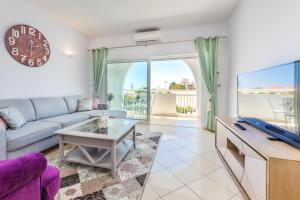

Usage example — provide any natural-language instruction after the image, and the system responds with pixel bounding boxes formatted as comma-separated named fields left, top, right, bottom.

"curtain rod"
left=87, top=36, right=226, bottom=51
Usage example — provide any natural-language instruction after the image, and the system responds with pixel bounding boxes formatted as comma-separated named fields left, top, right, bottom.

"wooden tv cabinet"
left=215, top=117, right=300, bottom=200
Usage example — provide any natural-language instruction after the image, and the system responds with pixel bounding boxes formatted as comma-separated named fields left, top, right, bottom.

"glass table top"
left=57, top=118, right=137, bottom=140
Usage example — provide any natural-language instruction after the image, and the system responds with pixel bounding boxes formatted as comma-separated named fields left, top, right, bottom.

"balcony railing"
left=175, top=94, right=197, bottom=115
left=121, top=90, right=197, bottom=119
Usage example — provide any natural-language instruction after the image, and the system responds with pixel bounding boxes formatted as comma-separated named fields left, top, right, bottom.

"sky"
left=238, top=62, right=295, bottom=89
left=124, top=59, right=195, bottom=89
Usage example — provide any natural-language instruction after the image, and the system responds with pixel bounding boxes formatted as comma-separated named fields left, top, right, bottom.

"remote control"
left=267, top=136, right=281, bottom=141
left=234, top=122, right=246, bottom=130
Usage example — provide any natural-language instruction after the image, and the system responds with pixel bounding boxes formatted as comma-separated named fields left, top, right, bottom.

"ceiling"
left=27, top=0, right=239, bottom=38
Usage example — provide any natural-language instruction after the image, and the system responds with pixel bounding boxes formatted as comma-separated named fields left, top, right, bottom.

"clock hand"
left=30, top=44, right=33, bottom=56
left=29, top=40, right=39, bottom=56
left=29, top=40, right=34, bottom=56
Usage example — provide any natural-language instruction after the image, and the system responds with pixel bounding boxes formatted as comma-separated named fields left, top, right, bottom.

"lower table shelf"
left=63, top=139, right=134, bottom=169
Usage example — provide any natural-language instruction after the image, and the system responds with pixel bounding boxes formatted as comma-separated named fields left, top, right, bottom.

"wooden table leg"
left=111, top=141, right=117, bottom=178
left=133, top=126, right=136, bottom=149
left=59, top=135, right=64, bottom=164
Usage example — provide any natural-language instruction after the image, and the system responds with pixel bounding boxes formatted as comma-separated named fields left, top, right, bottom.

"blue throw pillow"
left=0, top=106, right=27, bottom=129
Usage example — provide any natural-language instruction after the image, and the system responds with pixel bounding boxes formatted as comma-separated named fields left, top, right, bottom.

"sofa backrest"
left=63, top=95, right=83, bottom=113
left=30, top=97, right=69, bottom=120
left=0, top=99, right=36, bottom=122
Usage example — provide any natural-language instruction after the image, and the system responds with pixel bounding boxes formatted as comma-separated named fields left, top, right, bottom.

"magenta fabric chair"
left=0, top=153, right=60, bottom=200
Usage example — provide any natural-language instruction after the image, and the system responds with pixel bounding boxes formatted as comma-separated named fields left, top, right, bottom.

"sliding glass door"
left=107, top=61, right=148, bottom=120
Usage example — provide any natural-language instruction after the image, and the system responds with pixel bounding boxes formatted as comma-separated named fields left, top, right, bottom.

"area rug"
left=44, top=132, right=161, bottom=200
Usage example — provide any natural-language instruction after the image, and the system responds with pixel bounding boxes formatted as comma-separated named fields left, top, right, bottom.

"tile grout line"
left=205, top=167, right=241, bottom=195
left=161, top=184, right=204, bottom=200
left=144, top=125, right=231, bottom=200
left=151, top=158, right=211, bottom=199
left=147, top=123, right=202, bottom=130
left=156, top=154, right=234, bottom=198
left=149, top=153, right=201, bottom=199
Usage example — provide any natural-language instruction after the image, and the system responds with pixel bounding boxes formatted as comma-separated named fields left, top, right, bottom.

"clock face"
left=5, top=24, right=50, bottom=67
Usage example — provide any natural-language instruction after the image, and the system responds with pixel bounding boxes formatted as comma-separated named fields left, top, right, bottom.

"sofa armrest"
left=0, top=153, right=47, bottom=199
left=0, top=127, right=6, bottom=160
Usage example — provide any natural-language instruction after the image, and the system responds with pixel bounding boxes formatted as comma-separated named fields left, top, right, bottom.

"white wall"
left=89, top=23, right=229, bottom=122
left=90, top=23, right=227, bottom=60
left=0, top=0, right=90, bottom=99
left=227, top=0, right=300, bottom=117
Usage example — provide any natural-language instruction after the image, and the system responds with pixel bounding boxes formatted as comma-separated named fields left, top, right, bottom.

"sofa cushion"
left=0, top=99, right=36, bottom=122
left=77, top=110, right=104, bottom=117
left=6, top=121, right=61, bottom=152
left=30, top=97, right=69, bottom=120
left=0, top=107, right=26, bottom=129
left=78, top=110, right=126, bottom=118
left=98, top=104, right=108, bottom=110
left=78, top=99, right=93, bottom=112
left=7, top=136, right=58, bottom=159
left=63, top=95, right=83, bottom=113
left=40, top=113, right=89, bottom=128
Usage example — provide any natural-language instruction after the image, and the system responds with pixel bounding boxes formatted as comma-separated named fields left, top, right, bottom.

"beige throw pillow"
left=78, top=99, right=93, bottom=112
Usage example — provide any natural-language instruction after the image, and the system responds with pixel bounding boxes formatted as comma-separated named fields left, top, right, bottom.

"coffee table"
left=56, top=118, right=136, bottom=178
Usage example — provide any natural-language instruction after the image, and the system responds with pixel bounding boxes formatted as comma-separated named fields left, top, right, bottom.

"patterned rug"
left=44, top=132, right=161, bottom=200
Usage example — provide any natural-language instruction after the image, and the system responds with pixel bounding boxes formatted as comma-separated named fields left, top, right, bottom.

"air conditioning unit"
left=134, top=30, right=161, bottom=44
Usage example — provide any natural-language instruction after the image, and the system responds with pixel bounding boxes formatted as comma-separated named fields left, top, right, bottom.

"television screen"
left=238, top=61, right=300, bottom=142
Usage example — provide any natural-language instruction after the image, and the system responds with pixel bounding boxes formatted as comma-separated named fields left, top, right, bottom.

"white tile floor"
left=136, top=122, right=246, bottom=200
left=150, top=116, right=202, bottom=129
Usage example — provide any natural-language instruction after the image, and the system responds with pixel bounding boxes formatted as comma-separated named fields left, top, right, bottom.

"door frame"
left=148, top=55, right=199, bottom=119
left=106, top=59, right=150, bottom=121
left=106, top=54, right=199, bottom=122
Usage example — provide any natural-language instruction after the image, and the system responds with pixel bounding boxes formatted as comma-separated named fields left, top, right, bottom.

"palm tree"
left=135, top=94, right=141, bottom=102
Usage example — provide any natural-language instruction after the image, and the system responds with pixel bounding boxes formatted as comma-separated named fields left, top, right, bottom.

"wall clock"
left=5, top=24, right=50, bottom=67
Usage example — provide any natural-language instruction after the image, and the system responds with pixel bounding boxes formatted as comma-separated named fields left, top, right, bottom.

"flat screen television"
left=237, top=60, right=300, bottom=148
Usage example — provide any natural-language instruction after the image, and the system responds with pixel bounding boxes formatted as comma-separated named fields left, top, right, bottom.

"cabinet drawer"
left=216, top=121, right=228, bottom=156
left=217, top=122, right=245, bottom=181
left=216, top=122, right=243, bottom=156
left=224, top=149, right=245, bottom=181
left=215, top=118, right=300, bottom=200
left=241, top=142, right=267, bottom=200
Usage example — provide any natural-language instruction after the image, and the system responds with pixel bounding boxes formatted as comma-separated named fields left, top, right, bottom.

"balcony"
left=121, top=89, right=198, bottom=120
left=107, top=58, right=201, bottom=126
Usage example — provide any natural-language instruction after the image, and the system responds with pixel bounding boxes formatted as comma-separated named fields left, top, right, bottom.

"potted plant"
left=107, top=93, right=114, bottom=109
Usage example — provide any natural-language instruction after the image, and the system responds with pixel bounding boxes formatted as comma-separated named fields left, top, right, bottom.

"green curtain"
left=92, top=48, right=108, bottom=98
left=195, top=37, right=219, bottom=131
left=295, top=61, right=300, bottom=134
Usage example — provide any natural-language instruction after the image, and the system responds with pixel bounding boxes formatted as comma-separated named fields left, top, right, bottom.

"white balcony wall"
left=151, top=93, right=177, bottom=116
